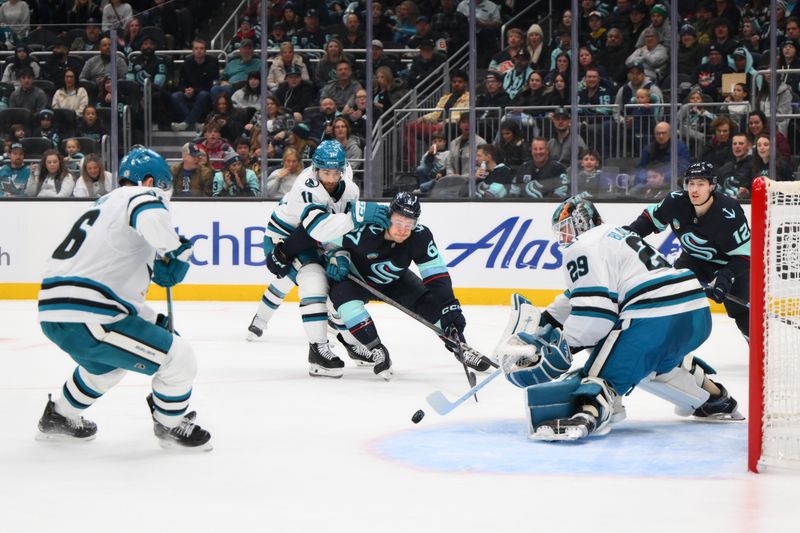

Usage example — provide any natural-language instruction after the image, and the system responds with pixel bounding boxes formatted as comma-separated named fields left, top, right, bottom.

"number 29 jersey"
left=547, top=224, right=709, bottom=350
left=38, top=186, right=182, bottom=324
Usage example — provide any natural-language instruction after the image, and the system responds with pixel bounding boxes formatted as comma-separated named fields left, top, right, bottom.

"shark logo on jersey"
left=368, top=261, right=403, bottom=284
left=680, top=232, right=718, bottom=261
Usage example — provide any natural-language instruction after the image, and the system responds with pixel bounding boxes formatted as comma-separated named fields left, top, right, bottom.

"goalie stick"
left=426, top=367, right=505, bottom=415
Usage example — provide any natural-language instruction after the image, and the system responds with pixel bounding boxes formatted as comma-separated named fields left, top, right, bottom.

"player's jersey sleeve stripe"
left=305, top=210, right=330, bottom=234
left=644, top=204, right=668, bottom=231
left=571, top=306, right=619, bottom=322
left=129, top=200, right=166, bottom=229
left=41, top=276, right=137, bottom=315
left=417, top=257, right=448, bottom=279
left=422, top=272, right=450, bottom=284
left=568, top=286, right=619, bottom=302
left=269, top=212, right=296, bottom=234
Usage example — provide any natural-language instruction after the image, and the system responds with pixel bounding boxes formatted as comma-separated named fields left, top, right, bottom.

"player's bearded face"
left=317, top=168, right=342, bottom=194
left=386, top=214, right=416, bottom=243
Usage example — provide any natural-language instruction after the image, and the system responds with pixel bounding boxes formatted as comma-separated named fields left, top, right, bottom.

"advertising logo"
left=0, top=245, right=9, bottom=267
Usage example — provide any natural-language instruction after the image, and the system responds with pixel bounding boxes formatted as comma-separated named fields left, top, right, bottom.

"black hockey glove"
left=440, top=300, right=466, bottom=352
left=706, top=268, right=734, bottom=304
left=155, top=313, right=179, bottom=335
left=266, top=242, right=292, bottom=278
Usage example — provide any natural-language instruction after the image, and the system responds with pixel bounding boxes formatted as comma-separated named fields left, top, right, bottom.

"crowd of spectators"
left=3, top=1, right=800, bottom=200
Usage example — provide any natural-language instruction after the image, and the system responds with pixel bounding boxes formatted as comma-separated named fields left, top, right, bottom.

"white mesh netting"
left=761, top=180, right=800, bottom=469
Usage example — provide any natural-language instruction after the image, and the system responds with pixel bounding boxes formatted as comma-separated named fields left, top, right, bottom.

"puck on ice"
left=412, top=409, right=425, bottom=424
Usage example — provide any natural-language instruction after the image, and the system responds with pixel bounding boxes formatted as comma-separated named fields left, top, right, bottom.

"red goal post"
left=749, top=177, right=800, bottom=473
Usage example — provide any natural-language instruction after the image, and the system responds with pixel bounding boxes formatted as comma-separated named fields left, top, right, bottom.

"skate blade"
left=157, top=439, right=214, bottom=452
left=375, top=368, right=394, bottom=381
left=245, top=327, right=263, bottom=342
left=693, top=411, right=746, bottom=422
left=308, top=365, right=344, bottom=378
left=35, top=431, right=96, bottom=442
left=529, top=424, right=590, bottom=442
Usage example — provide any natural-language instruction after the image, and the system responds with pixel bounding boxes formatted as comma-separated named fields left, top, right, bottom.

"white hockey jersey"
left=265, top=164, right=360, bottom=244
left=38, top=186, right=183, bottom=324
left=546, top=224, right=709, bottom=350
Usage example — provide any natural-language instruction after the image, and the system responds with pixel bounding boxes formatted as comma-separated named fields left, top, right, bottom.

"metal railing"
left=209, top=0, right=251, bottom=50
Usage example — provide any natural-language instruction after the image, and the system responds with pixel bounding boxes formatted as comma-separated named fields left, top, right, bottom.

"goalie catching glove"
left=498, top=323, right=572, bottom=388
left=152, top=236, right=192, bottom=288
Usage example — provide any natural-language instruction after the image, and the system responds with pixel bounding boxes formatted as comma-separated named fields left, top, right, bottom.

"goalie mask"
left=551, top=196, right=602, bottom=246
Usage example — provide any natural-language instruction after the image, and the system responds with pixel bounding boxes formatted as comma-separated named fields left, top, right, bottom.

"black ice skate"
left=530, top=412, right=610, bottom=442
left=336, top=333, right=375, bottom=366
left=36, top=394, right=97, bottom=441
left=246, top=314, right=267, bottom=341
left=308, top=342, right=345, bottom=378
left=371, top=344, right=393, bottom=381
left=146, top=394, right=212, bottom=450
left=693, top=382, right=745, bottom=421
left=457, top=348, right=492, bottom=372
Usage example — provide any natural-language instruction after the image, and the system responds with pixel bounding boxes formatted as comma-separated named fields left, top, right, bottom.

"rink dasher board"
left=0, top=201, right=750, bottom=307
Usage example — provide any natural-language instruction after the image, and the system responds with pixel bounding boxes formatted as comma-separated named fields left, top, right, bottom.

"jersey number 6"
left=52, top=210, right=100, bottom=260
left=625, top=234, right=669, bottom=271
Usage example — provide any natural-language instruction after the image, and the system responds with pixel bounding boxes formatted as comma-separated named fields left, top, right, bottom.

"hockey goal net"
left=750, top=177, right=800, bottom=472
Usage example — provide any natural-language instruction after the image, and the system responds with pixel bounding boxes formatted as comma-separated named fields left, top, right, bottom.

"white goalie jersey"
left=547, top=224, right=709, bottom=350
left=38, top=186, right=182, bottom=324
left=265, top=164, right=360, bottom=244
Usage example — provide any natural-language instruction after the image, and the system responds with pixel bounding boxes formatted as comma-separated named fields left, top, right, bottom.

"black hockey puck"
left=412, top=409, right=425, bottom=424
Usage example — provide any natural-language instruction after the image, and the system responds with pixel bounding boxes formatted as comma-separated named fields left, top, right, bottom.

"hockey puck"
left=411, top=409, right=425, bottom=424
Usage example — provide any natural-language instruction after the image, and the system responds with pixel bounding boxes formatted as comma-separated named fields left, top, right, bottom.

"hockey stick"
left=426, top=367, right=505, bottom=415
left=346, top=274, right=498, bottom=370
left=166, top=287, right=175, bottom=332
left=699, top=282, right=750, bottom=309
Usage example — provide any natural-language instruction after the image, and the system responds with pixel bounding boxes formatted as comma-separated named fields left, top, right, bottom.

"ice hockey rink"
left=1, top=299, right=798, bottom=533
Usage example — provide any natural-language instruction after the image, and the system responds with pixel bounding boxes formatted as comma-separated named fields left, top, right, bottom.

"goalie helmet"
left=118, top=146, right=173, bottom=196
left=683, top=161, right=717, bottom=189
left=311, top=140, right=346, bottom=173
left=551, top=196, right=602, bottom=246
left=389, top=192, right=421, bottom=220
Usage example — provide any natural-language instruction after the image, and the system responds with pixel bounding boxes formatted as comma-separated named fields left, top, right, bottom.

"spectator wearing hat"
left=279, top=2, right=304, bottom=37
left=693, top=43, right=733, bottom=100
left=489, top=28, right=526, bottom=74
left=457, top=0, right=501, bottom=64
left=170, top=38, right=219, bottom=132
left=274, top=64, right=316, bottom=121
left=125, top=34, right=171, bottom=129
left=583, top=10, right=608, bottom=55
left=627, top=2, right=649, bottom=49
left=9, top=68, right=47, bottom=114
left=213, top=38, right=261, bottom=99
left=547, top=106, right=588, bottom=167
left=635, top=4, right=671, bottom=48
left=502, top=50, right=533, bottom=100
left=227, top=16, right=260, bottom=52
left=476, top=71, right=510, bottom=139
left=549, top=28, right=573, bottom=71
left=407, top=15, right=445, bottom=53
left=2, top=45, right=39, bottom=88
left=525, top=24, right=551, bottom=72
left=778, top=39, right=800, bottom=92
left=71, top=16, right=102, bottom=51
left=366, top=40, right=402, bottom=80
left=79, top=37, right=128, bottom=85
left=626, top=28, right=668, bottom=82
left=677, top=24, right=704, bottom=78
left=213, top=152, right=260, bottom=197
left=0, top=0, right=30, bottom=39
left=319, top=59, right=363, bottom=110
left=597, top=27, right=632, bottom=87
left=269, top=21, right=290, bottom=48
left=0, top=142, right=31, bottom=197
left=286, top=122, right=317, bottom=161
left=32, top=108, right=61, bottom=149
left=407, top=39, right=446, bottom=88
left=267, top=42, right=310, bottom=91
left=291, top=8, right=328, bottom=50
left=708, top=17, right=741, bottom=57
left=613, top=61, right=663, bottom=133
left=41, top=38, right=84, bottom=86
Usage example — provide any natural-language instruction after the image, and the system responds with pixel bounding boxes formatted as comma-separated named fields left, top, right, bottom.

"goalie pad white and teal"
left=636, top=354, right=715, bottom=416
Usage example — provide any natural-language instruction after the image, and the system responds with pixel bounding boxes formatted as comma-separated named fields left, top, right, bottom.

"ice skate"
left=246, top=314, right=267, bottom=341
left=146, top=394, right=213, bottom=451
left=36, top=394, right=97, bottom=441
left=308, top=342, right=345, bottom=378
left=530, top=412, right=610, bottom=442
left=692, top=382, right=745, bottom=421
left=372, top=344, right=393, bottom=381
left=336, top=333, right=375, bottom=366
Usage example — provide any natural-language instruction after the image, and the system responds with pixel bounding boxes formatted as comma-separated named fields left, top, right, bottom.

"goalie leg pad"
left=525, top=373, right=582, bottom=431
left=637, top=354, right=712, bottom=416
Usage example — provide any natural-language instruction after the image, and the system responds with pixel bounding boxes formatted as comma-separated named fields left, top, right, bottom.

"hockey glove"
left=706, top=268, right=734, bottom=304
left=351, top=201, right=390, bottom=228
left=155, top=313, right=179, bottom=335
left=440, top=300, right=466, bottom=352
left=152, top=237, right=192, bottom=288
left=326, top=251, right=351, bottom=282
left=266, top=242, right=292, bottom=278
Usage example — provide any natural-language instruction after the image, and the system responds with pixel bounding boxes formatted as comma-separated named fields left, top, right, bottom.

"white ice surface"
left=1, top=300, right=798, bottom=533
